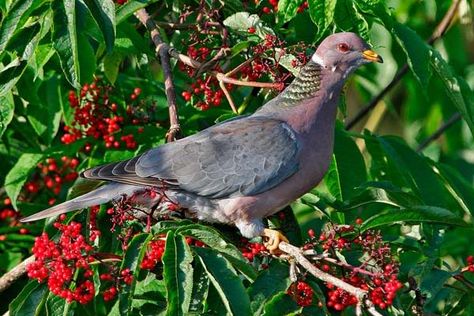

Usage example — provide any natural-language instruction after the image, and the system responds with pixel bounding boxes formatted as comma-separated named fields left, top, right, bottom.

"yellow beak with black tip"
left=362, top=50, right=383, bottom=63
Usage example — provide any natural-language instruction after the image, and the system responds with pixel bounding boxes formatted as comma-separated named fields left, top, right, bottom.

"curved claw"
left=262, top=228, right=289, bottom=254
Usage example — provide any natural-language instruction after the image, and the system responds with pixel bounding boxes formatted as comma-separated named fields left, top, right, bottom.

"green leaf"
left=116, top=0, right=158, bottom=24
left=334, top=0, right=370, bottom=40
left=248, top=261, right=291, bottom=315
left=429, top=49, right=474, bottom=134
left=307, top=0, right=337, bottom=35
left=103, top=51, right=122, bottom=84
left=0, top=0, right=43, bottom=52
left=118, top=233, right=153, bottom=315
left=26, top=73, right=63, bottom=144
left=83, top=0, right=115, bottom=53
left=325, top=126, right=367, bottom=201
left=361, top=206, right=468, bottom=231
left=195, top=247, right=251, bottom=316
left=9, top=281, right=48, bottom=316
left=223, top=12, right=275, bottom=39
left=189, top=259, right=210, bottom=313
left=0, top=91, right=14, bottom=137
left=5, top=153, right=43, bottom=209
left=162, top=231, right=194, bottom=316
left=176, top=224, right=257, bottom=280
left=0, top=59, right=28, bottom=97
left=277, top=0, right=305, bottom=24
left=262, top=292, right=300, bottom=316
left=364, top=134, right=461, bottom=211
left=133, top=274, right=167, bottom=310
left=393, top=23, right=431, bottom=88
left=45, top=293, right=74, bottom=316
left=52, top=0, right=80, bottom=87
left=435, top=163, right=474, bottom=215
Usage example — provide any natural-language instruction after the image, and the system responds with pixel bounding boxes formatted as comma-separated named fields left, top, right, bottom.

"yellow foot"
left=262, top=228, right=289, bottom=254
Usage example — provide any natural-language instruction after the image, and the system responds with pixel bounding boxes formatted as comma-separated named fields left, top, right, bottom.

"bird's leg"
left=262, top=228, right=289, bottom=254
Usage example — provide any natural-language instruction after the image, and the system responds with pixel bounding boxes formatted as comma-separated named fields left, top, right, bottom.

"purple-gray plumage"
left=21, top=32, right=382, bottom=252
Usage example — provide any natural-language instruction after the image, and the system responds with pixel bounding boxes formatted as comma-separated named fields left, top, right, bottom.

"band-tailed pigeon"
left=22, top=32, right=382, bottom=252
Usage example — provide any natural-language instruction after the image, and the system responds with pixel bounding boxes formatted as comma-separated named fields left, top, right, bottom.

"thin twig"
left=416, top=112, right=462, bottom=151
left=321, top=257, right=378, bottom=277
left=0, top=255, right=34, bottom=293
left=219, top=80, right=238, bottom=113
left=135, top=9, right=181, bottom=142
left=345, top=0, right=462, bottom=130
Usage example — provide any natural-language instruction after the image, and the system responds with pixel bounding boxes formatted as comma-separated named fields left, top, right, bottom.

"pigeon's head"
left=312, top=32, right=382, bottom=76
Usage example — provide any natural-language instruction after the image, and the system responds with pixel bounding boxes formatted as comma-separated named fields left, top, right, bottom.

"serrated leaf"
left=195, top=247, right=251, bottom=316
left=277, top=0, right=305, bottom=24
left=176, top=223, right=257, bottom=281
left=162, top=231, right=194, bottom=316
left=262, top=292, right=300, bottom=316
left=429, top=49, right=474, bottom=135
left=9, top=281, right=48, bottom=316
left=393, top=23, right=431, bottom=88
left=83, top=0, right=115, bottom=53
left=5, top=153, right=43, bottom=209
left=361, top=206, right=468, bottom=231
left=52, top=0, right=80, bottom=87
left=118, top=233, right=153, bottom=315
left=0, top=91, right=14, bottom=137
left=307, top=0, right=337, bottom=35
left=248, top=260, right=291, bottom=315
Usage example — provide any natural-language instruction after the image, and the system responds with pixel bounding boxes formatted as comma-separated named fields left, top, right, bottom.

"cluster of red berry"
left=303, top=220, right=403, bottom=311
left=141, top=239, right=166, bottom=270
left=464, top=255, right=474, bottom=273
left=180, top=46, right=227, bottom=111
left=27, top=221, right=95, bottom=304
left=240, top=239, right=267, bottom=261
left=100, top=268, right=133, bottom=301
left=24, top=156, right=79, bottom=205
left=26, top=213, right=137, bottom=303
left=61, top=81, right=142, bottom=150
left=0, top=198, right=16, bottom=223
left=0, top=197, right=30, bottom=237
left=287, top=281, right=314, bottom=306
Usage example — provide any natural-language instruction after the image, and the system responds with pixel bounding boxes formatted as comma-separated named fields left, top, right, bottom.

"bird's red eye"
left=337, top=43, right=350, bottom=53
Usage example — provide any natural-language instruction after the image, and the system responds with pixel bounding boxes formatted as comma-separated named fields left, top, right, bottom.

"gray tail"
left=20, top=183, right=140, bottom=222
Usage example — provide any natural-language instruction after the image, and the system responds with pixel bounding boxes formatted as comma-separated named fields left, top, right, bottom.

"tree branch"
left=345, top=0, right=462, bottom=130
left=135, top=9, right=181, bottom=142
left=279, top=242, right=382, bottom=316
left=0, top=255, right=34, bottom=294
left=416, top=112, right=461, bottom=151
